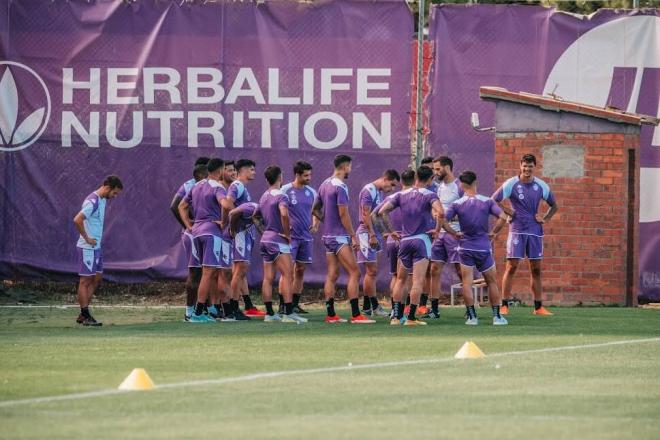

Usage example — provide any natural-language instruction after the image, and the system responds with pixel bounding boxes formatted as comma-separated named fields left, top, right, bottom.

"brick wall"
left=493, top=132, right=640, bottom=305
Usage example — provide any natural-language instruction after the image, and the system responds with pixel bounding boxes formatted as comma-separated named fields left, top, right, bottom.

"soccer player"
left=216, top=160, right=238, bottom=318
left=378, top=165, right=455, bottom=326
left=179, top=158, right=230, bottom=323
left=492, top=154, right=558, bottom=315
left=279, top=161, right=319, bottom=314
left=73, top=175, right=123, bottom=326
left=314, top=154, right=375, bottom=324
left=445, top=171, right=508, bottom=325
left=255, top=166, right=307, bottom=324
left=222, top=158, right=265, bottom=318
left=357, top=170, right=400, bottom=316
left=418, top=156, right=438, bottom=312
left=170, top=157, right=209, bottom=321
left=428, top=156, right=463, bottom=319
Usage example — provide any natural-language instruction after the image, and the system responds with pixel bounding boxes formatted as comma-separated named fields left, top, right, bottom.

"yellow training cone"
left=118, top=368, right=155, bottom=391
left=454, top=341, right=486, bottom=359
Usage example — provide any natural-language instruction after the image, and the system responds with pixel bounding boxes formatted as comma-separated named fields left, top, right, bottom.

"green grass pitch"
left=1, top=306, right=659, bottom=439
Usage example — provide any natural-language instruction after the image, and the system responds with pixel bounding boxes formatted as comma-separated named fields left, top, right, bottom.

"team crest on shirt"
left=290, top=192, right=298, bottom=205
left=518, top=194, right=524, bottom=199
left=305, top=190, right=310, bottom=197
left=533, top=184, right=539, bottom=191
left=516, top=185, right=523, bottom=193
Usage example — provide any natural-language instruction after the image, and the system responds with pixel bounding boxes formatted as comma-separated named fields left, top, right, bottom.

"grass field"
left=1, top=305, right=659, bottom=439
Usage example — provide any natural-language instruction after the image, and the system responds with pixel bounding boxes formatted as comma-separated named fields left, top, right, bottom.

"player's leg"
left=501, top=232, right=524, bottom=314
left=277, top=253, right=306, bottom=323
left=323, top=251, right=344, bottom=322
left=478, top=251, right=507, bottom=325
left=428, top=261, right=444, bottom=319
left=291, top=240, right=311, bottom=313
left=363, top=261, right=386, bottom=316
left=404, top=257, right=430, bottom=326
left=337, top=245, right=374, bottom=323
left=460, top=263, right=478, bottom=325
left=529, top=258, right=551, bottom=315
left=390, top=261, right=409, bottom=324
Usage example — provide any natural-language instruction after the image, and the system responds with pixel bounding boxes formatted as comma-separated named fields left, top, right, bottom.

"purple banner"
left=428, top=4, right=660, bottom=301
left=0, top=0, right=413, bottom=287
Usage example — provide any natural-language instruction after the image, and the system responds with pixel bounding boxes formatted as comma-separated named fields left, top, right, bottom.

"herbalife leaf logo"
left=0, top=61, right=51, bottom=152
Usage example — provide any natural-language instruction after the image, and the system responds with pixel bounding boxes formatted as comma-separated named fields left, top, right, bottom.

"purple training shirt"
left=445, top=194, right=503, bottom=251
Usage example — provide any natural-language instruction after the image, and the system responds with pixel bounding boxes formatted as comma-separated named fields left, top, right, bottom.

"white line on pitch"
left=1, top=336, right=659, bottom=409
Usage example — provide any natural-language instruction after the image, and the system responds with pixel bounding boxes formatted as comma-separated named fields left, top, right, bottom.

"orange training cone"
left=118, top=368, right=155, bottom=391
left=454, top=341, right=486, bottom=359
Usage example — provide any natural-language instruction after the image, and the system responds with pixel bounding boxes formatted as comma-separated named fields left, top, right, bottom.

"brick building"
left=480, top=87, right=659, bottom=306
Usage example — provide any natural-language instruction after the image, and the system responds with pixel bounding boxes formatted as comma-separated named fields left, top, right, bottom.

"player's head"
left=193, top=164, right=209, bottom=182
left=264, top=165, right=283, bottom=187
left=236, top=159, right=256, bottom=181
left=223, top=160, right=236, bottom=184
left=206, top=158, right=225, bottom=180
left=401, top=168, right=415, bottom=188
left=520, top=154, right=536, bottom=178
left=101, top=175, right=123, bottom=199
left=420, top=156, right=434, bottom=166
left=433, top=156, right=453, bottom=180
left=293, top=160, right=313, bottom=186
left=416, top=165, right=434, bottom=185
left=458, top=170, right=477, bottom=190
left=194, top=157, right=210, bottom=167
left=333, top=154, right=352, bottom=178
left=380, top=169, right=400, bottom=193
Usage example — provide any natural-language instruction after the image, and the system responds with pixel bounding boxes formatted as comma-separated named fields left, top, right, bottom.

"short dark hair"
left=459, top=170, right=477, bottom=186
left=224, top=160, right=235, bottom=168
left=293, top=161, right=313, bottom=175
left=521, top=154, right=537, bottom=165
left=416, top=165, right=433, bottom=183
left=194, top=157, right=210, bottom=166
left=420, top=156, right=434, bottom=165
left=434, top=156, right=453, bottom=171
left=401, top=168, right=415, bottom=186
left=383, top=169, right=400, bottom=182
left=264, top=165, right=282, bottom=185
left=103, top=175, right=123, bottom=189
left=236, top=159, right=256, bottom=172
left=193, top=164, right=209, bottom=181
left=333, top=154, right=352, bottom=168
left=207, top=158, right=225, bottom=173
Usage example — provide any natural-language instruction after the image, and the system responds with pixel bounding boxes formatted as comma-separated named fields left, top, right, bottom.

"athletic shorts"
left=78, top=247, right=103, bottom=277
left=322, top=235, right=350, bottom=255
left=194, top=235, right=232, bottom=268
left=291, top=239, right=313, bottom=264
left=431, top=232, right=460, bottom=264
left=260, top=241, right=291, bottom=263
left=459, top=249, right=495, bottom=274
left=356, top=231, right=382, bottom=264
left=398, top=234, right=432, bottom=271
left=506, top=233, right=543, bottom=259
left=182, top=230, right=201, bottom=268
left=233, top=230, right=254, bottom=263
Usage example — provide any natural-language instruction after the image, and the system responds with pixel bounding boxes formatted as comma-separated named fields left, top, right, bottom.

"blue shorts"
left=291, top=239, right=313, bottom=264
left=194, top=235, right=232, bottom=269
left=323, top=235, right=350, bottom=255
left=507, top=233, right=543, bottom=259
left=459, top=249, right=495, bottom=274
left=398, top=234, right=432, bottom=271
left=182, top=230, right=200, bottom=268
left=260, top=241, right=291, bottom=263
left=233, top=230, right=254, bottom=263
left=78, top=247, right=103, bottom=277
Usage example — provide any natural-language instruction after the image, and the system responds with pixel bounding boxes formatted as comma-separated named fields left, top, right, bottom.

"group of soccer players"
left=73, top=152, right=558, bottom=327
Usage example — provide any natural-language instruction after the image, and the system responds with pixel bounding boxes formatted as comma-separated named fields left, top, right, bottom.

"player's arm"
left=376, top=201, right=399, bottom=241
left=536, top=201, right=558, bottom=224
left=170, top=194, right=186, bottom=229
left=310, top=214, right=320, bottom=233
left=177, top=199, right=193, bottom=231
left=220, top=196, right=236, bottom=229
left=337, top=205, right=358, bottom=249
left=489, top=213, right=508, bottom=240
left=228, top=207, right=243, bottom=237
left=492, top=186, right=515, bottom=219
left=252, top=210, right=265, bottom=235
left=312, top=198, right=324, bottom=222
left=442, top=203, right=463, bottom=238
left=279, top=203, right=291, bottom=243
left=73, top=212, right=97, bottom=246
left=360, top=203, right=378, bottom=248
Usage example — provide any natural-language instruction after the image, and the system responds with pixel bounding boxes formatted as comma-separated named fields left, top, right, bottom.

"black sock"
left=350, top=298, right=361, bottom=317
left=285, top=303, right=293, bottom=315
left=230, top=299, right=239, bottom=313
left=213, top=304, right=222, bottom=316
left=534, top=300, right=542, bottom=310
left=278, top=294, right=284, bottom=306
left=390, top=298, right=395, bottom=309
left=431, top=299, right=439, bottom=314
left=362, top=296, right=370, bottom=311
left=408, top=304, right=417, bottom=320
left=293, top=293, right=301, bottom=308
left=265, top=301, right=274, bottom=316
left=396, top=302, right=404, bottom=319
left=222, top=302, right=232, bottom=316
left=242, top=295, right=255, bottom=310
left=194, top=302, right=205, bottom=316
left=405, top=295, right=411, bottom=305
left=326, top=298, right=336, bottom=317
left=466, top=305, right=477, bottom=320
left=420, top=293, right=428, bottom=307
left=492, top=305, right=501, bottom=318
left=502, top=298, right=510, bottom=307
left=80, top=307, right=91, bottom=318
left=202, top=303, right=208, bottom=314
left=392, top=302, right=400, bottom=319
left=369, top=296, right=379, bottom=310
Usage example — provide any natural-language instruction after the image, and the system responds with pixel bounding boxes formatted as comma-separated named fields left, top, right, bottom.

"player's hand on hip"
left=351, top=235, right=360, bottom=251
left=368, top=234, right=378, bottom=249
left=85, top=237, right=97, bottom=246
left=535, top=214, right=545, bottom=224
